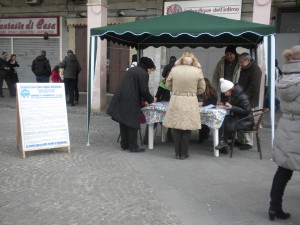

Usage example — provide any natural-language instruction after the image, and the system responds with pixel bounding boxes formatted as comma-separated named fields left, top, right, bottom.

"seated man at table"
left=215, top=78, right=254, bottom=154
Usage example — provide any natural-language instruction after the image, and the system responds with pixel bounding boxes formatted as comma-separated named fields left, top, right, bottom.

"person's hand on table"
left=153, top=97, right=157, bottom=103
left=198, top=102, right=204, bottom=107
left=225, top=102, right=232, bottom=109
left=217, top=101, right=224, bottom=106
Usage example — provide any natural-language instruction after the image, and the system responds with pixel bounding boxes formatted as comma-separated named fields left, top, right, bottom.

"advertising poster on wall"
left=16, top=83, right=70, bottom=158
left=164, top=0, right=242, bottom=20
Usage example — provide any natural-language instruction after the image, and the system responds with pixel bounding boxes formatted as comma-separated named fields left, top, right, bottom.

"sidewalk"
left=0, top=88, right=299, bottom=225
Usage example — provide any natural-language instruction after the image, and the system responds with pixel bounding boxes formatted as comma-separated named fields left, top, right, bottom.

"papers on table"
left=151, top=102, right=165, bottom=106
left=203, top=104, right=215, bottom=109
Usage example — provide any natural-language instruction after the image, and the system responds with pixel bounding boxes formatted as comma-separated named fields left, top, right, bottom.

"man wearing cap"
left=215, top=78, right=254, bottom=154
left=31, top=50, right=51, bottom=83
left=107, top=57, right=156, bottom=153
left=212, top=46, right=241, bottom=102
left=60, top=50, right=81, bottom=106
left=237, top=52, right=262, bottom=150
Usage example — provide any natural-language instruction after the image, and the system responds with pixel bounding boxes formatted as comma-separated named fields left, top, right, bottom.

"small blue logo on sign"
left=20, top=89, right=30, bottom=97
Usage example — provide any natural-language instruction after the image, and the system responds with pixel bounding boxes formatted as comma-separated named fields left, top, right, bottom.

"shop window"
left=276, top=7, right=300, bottom=33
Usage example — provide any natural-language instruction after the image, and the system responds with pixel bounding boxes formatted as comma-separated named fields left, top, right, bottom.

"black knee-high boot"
left=269, top=166, right=293, bottom=220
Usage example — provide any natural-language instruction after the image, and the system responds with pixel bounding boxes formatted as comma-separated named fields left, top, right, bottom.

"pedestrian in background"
left=8, top=54, right=19, bottom=96
left=163, top=52, right=205, bottom=160
left=268, top=45, right=300, bottom=221
left=60, top=50, right=81, bottom=106
left=51, top=65, right=63, bottom=83
left=0, top=52, right=14, bottom=97
left=31, top=50, right=51, bottom=83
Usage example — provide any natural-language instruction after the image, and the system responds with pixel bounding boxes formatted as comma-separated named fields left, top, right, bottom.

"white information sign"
left=164, top=0, right=242, bottom=20
left=17, top=83, right=70, bottom=158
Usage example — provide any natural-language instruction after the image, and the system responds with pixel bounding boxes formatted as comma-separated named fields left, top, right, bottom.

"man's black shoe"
left=215, top=140, right=229, bottom=150
left=219, top=147, right=229, bottom=154
left=234, top=141, right=243, bottom=146
left=239, top=144, right=252, bottom=151
left=129, top=147, right=145, bottom=152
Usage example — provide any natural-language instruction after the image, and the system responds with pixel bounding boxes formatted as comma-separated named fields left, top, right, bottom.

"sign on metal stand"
left=16, top=83, right=70, bottom=159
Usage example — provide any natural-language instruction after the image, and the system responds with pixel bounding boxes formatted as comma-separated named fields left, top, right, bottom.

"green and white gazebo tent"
left=88, top=11, right=276, bottom=145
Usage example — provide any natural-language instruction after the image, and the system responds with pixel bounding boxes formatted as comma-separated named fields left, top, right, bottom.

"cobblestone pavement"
left=0, top=90, right=300, bottom=225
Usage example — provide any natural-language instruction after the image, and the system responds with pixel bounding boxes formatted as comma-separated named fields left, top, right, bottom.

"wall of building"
left=1, top=0, right=299, bottom=95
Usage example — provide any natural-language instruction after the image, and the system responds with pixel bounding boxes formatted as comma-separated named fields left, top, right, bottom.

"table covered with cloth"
left=141, top=102, right=226, bottom=157
left=141, top=102, right=227, bottom=129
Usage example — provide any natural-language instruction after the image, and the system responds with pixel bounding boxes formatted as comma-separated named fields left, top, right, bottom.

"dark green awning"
left=91, top=11, right=275, bottom=49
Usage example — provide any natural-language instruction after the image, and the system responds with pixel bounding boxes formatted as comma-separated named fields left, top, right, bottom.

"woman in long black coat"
left=107, top=57, right=155, bottom=152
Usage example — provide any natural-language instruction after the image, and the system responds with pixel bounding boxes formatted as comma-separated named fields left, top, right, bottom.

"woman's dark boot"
left=269, top=210, right=290, bottom=221
left=269, top=166, right=293, bottom=221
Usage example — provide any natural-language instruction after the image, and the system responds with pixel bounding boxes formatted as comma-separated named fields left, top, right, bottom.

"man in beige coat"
left=163, top=52, right=206, bottom=160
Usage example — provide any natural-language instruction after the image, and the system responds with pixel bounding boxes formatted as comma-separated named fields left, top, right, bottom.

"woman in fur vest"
left=163, top=52, right=205, bottom=160
left=268, top=45, right=300, bottom=221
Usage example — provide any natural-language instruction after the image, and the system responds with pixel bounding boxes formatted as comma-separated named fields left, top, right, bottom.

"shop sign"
left=0, top=16, right=59, bottom=36
left=164, top=0, right=242, bottom=20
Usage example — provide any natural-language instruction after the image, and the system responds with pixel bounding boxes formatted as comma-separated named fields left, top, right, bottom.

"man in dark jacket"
left=31, top=50, right=51, bottom=83
left=237, top=52, right=262, bottom=150
left=215, top=78, right=254, bottom=154
left=0, top=52, right=13, bottom=97
left=60, top=50, right=81, bottom=106
left=107, top=57, right=156, bottom=152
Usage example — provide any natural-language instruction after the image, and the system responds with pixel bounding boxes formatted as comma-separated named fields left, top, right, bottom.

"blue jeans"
left=36, top=76, right=49, bottom=83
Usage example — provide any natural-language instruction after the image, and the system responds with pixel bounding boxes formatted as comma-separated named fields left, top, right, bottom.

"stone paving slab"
left=0, top=90, right=300, bottom=225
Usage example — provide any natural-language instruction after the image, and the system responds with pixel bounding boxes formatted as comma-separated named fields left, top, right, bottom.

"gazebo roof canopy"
left=91, top=11, right=275, bottom=49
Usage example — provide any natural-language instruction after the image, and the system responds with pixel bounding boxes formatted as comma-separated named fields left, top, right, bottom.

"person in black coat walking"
left=60, top=50, right=81, bottom=106
left=0, top=52, right=14, bottom=97
left=107, top=57, right=156, bottom=152
left=215, top=78, right=254, bottom=154
left=8, top=54, right=19, bottom=96
left=31, top=50, right=51, bottom=83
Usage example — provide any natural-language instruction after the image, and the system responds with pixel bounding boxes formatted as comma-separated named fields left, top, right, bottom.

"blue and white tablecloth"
left=141, top=102, right=227, bottom=129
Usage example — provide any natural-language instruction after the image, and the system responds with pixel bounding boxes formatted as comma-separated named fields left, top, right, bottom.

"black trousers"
left=119, top=123, right=138, bottom=149
left=0, top=74, right=14, bottom=95
left=199, top=124, right=210, bottom=140
left=173, top=129, right=191, bottom=156
left=270, top=166, right=293, bottom=211
left=64, top=78, right=76, bottom=104
left=75, top=75, right=79, bottom=102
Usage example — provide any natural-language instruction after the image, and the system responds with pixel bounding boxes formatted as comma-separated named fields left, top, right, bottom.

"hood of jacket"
left=66, top=54, right=77, bottom=61
left=276, top=62, right=300, bottom=102
left=231, top=84, right=244, bottom=99
left=36, top=55, right=47, bottom=61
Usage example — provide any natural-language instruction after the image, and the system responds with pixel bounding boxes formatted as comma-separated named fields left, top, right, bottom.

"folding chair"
left=230, top=108, right=269, bottom=159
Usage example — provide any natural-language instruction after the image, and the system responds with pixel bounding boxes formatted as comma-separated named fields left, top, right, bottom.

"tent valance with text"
left=90, top=11, right=275, bottom=49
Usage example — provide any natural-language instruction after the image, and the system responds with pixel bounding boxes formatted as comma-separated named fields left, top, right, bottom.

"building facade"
left=0, top=0, right=299, bottom=99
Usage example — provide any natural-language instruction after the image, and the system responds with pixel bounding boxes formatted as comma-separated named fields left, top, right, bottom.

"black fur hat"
left=139, top=57, right=156, bottom=69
